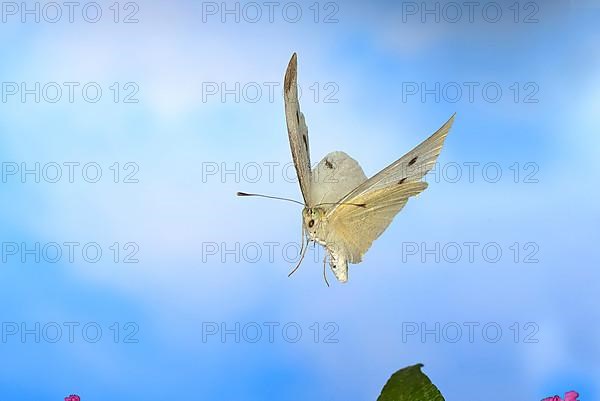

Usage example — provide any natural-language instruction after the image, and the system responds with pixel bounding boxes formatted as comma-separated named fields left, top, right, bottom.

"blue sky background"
left=0, top=0, right=599, bottom=400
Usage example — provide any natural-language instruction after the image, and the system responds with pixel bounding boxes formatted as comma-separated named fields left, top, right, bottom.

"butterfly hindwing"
left=311, top=151, right=367, bottom=213
left=327, top=182, right=428, bottom=266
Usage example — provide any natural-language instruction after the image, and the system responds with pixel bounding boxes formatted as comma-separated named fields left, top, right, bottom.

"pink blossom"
left=541, top=391, right=580, bottom=401
left=564, top=391, right=580, bottom=401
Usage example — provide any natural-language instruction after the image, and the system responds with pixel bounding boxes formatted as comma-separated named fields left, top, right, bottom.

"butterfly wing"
left=327, top=181, right=428, bottom=263
left=310, top=151, right=367, bottom=213
left=336, top=114, right=455, bottom=204
left=323, top=115, right=455, bottom=281
left=284, top=53, right=313, bottom=206
left=324, top=182, right=428, bottom=282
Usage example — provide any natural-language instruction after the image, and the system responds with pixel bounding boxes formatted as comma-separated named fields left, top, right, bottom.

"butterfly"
left=239, top=53, right=455, bottom=284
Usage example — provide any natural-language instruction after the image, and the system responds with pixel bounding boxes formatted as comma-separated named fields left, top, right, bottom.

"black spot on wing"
left=302, top=134, right=308, bottom=153
left=408, top=156, right=418, bottom=166
left=296, top=110, right=300, bottom=124
left=398, top=178, right=407, bottom=184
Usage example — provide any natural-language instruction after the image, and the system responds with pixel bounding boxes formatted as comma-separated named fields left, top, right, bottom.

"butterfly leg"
left=322, top=253, right=330, bottom=287
left=298, top=224, right=306, bottom=255
left=288, top=238, right=309, bottom=277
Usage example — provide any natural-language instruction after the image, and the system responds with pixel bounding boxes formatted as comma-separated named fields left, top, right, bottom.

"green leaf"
left=377, top=364, right=445, bottom=401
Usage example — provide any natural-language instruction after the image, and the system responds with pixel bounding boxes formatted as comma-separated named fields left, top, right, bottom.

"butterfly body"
left=280, top=53, right=455, bottom=283
left=302, top=205, right=350, bottom=281
left=302, top=206, right=326, bottom=239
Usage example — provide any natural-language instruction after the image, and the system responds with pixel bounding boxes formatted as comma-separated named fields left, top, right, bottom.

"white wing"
left=322, top=114, right=455, bottom=282
left=310, top=151, right=367, bottom=213
left=284, top=53, right=313, bottom=206
left=325, top=182, right=428, bottom=282
left=332, top=114, right=455, bottom=208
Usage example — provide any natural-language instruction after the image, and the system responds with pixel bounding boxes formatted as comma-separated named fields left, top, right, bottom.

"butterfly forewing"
left=331, top=114, right=455, bottom=210
left=284, top=53, right=313, bottom=206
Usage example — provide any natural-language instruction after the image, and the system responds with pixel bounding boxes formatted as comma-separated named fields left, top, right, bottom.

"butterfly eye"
left=308, top=219, right=314, bottom=228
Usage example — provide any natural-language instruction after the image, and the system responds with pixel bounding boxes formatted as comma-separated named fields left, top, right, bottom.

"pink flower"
left=541, top=391, right=580, bottom=401
left=564, top=391, right=580, bottom=401
left=64, top=395, right=80, bottom=401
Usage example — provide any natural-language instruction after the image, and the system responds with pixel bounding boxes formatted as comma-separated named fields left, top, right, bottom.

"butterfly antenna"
left=288, top=238, right=309, bottom=277
left=322, top=255, right=330, bottom=287
left=237, top=192, right=305, bottom=206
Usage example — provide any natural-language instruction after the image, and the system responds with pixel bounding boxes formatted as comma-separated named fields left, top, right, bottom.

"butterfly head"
left=302, top=207, right=325, bottom=237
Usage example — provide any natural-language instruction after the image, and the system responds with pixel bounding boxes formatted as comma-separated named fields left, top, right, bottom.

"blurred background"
left=0, top=0, right=598, bottom=399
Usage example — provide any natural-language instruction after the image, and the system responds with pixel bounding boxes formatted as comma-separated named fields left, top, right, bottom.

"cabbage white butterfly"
left=239, top=53, right=455, bottom=284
